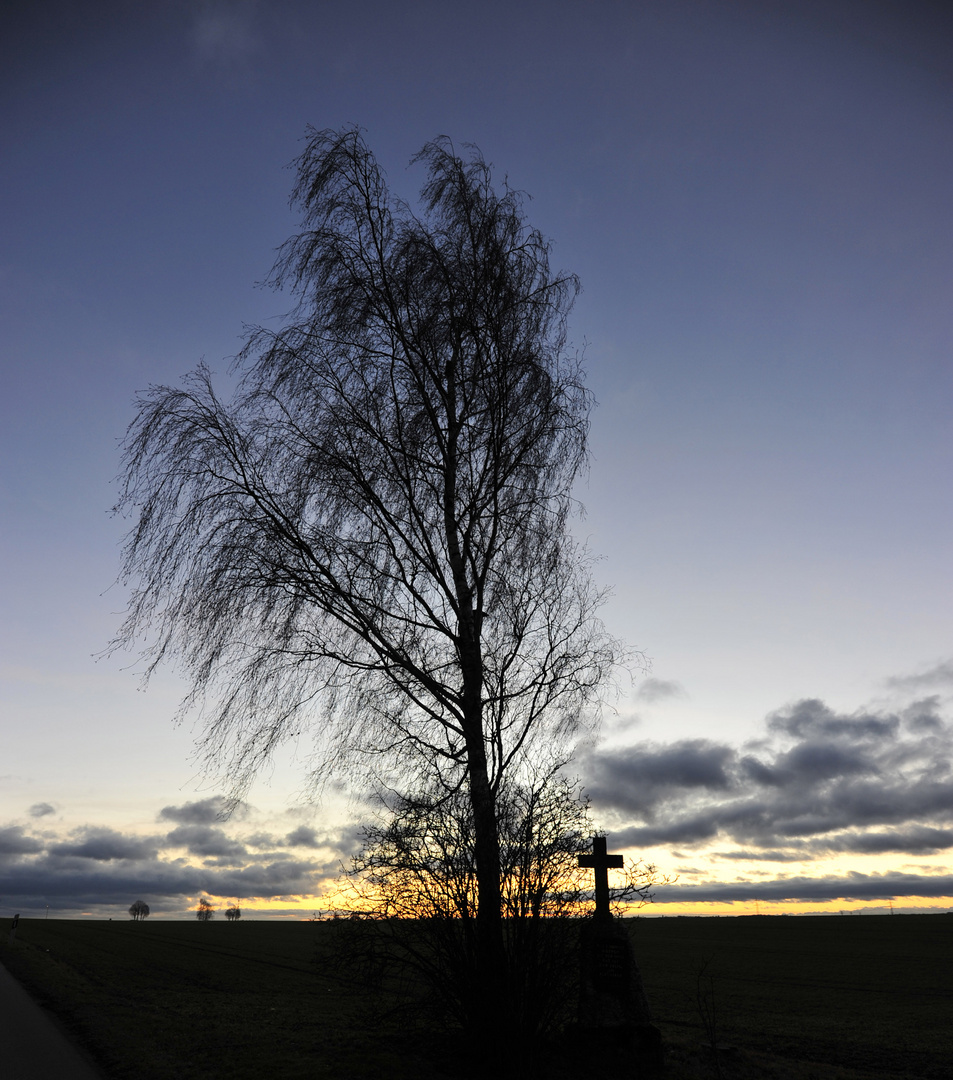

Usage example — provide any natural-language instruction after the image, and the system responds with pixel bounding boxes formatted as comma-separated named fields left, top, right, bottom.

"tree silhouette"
left=343, top=767, right=663, bottom=1039
left=225, top=905, right=241, bottom=921
left=113, top=127, right=619, bottom=1020
left=196, top=898, right=214, bottom=922
left=128, top=899, right=150, bottom=921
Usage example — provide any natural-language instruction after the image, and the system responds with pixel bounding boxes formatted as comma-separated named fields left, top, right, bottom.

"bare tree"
left=196, top=898, right=214, bottom=922
left=128, top=899, right=150, bottom=921
left=342, top=768, right=664, bottom=1039
left=112, top=127, right=619, bottom=1018
left=225, top=905, right=241, bottom=921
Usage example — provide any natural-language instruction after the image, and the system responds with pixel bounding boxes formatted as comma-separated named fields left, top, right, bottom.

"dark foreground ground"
left=1, top=914, right=950, bottom=1080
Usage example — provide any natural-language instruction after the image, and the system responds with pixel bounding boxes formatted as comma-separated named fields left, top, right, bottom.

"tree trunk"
left=466, top=744, right=506, bottom=1037
left=460, top=636, right=505, bottom=1033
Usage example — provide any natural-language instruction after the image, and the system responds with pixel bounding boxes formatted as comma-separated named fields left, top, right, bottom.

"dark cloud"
left=767, top=699, right=899, bottom=741
left=0, top=804, right=354, bottom=915
left=612, top=817, right=721, bottom=848
left=586, top=697, right=953, bottom=857
left=903, top=697, right=945, bottom=732
left=738, top=755, right=782, bottom=786
left=165, top=825, right=247, bottom=858
left=814, top=826, right=953, bottom=856
left=334, top=821, right=371, bottom=861
left=711, top=850, right=806, bottom=862
left=49, top=827, right=159, bottom=862
left=651, top=871, right=953, bottom=904
left=0, top=853, right=326, bottom=911
left=213, top=858, right=324, bottom=897
left=0, top=813, right=333, bottom=914
left=245, top=832, right=280, bottom=850
left=285, top=825, right=320, bottom=848
left=28, top=802, right=55, bottom=818
left=158, top=796, right=245, bottom=824
left=586, top=740, right=734, bottom=816
left=773, top=740, right=878, bottom=783
left=0, top=825, right=44, bottom=856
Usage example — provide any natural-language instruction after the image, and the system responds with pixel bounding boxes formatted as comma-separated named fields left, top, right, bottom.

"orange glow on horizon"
left=190, top=892, right=953, bottom=919
left=628, top=895, right=953, bottom=917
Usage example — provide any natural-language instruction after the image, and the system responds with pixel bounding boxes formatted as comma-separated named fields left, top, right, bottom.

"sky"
left=2, top=0, right=952, bottom=919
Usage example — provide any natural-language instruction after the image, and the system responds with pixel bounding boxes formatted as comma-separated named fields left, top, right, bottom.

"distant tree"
left=225, top=905, right=241, bottom=921
left=196, top=898, right=214, bottom=922
left=128, top=899, right=150, bottom=921
left=113, top=125, right=620, bottom=1030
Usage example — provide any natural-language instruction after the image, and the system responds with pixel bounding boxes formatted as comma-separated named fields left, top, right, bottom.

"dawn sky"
left=2, top=0, right=952, bottom=918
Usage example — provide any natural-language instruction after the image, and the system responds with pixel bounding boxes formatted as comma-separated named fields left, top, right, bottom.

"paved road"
left=0, top=958, right=104, bottom=1079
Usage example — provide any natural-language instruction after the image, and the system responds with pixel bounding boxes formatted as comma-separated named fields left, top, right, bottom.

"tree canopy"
left=128, top=899, right=150, bottom=921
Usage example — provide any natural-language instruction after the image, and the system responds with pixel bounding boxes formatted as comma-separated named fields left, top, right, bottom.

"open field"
left=1, top=914, right=950, bottom=1079
left=632, top=914, right=953, bottom=1080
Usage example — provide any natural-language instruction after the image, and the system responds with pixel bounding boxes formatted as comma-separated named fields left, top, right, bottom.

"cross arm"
left=578, top=852, right=624, bottom=868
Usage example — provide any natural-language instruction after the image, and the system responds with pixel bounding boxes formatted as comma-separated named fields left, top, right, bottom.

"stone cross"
left=578, top=835, right=624, bottom=921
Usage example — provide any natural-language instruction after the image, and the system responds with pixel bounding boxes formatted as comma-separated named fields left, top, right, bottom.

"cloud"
left=585, top=739, right=735, bottom=816
left=0, top=815, right=334, bottom=914
left=165, top=825, right=247, bottom=859
left=635, top=678, right=687, bottom=704
left=285, top=825, right=320, bottom=848
left=0, top=825, right=44, bottom=856
left=651, top=871, right=953, bottom=904
left=771, top=739, right=878, bottom=783
left=28, top=802, right=55, bottom=818
left=885, top=660, right=953, bottom=693
left=245, top=831, right=280, bottom=850
left=813, top=826, right=953, bottom=855
left=159, top=797, right=246, bottom=825
left=6, top=674, right=952, bottom=914
left=0, top=853, right=326, bottom=910
left=711, top=850, right=806, bottom=863
left=903, top=697, right=945, bottom=732
left=767, top=698, right=899, bottom=741
left=585, top=694, right=953, bottom=856
left=0, top=800, right=358, bottom=914
left=49, top=827, right=159, bottom=862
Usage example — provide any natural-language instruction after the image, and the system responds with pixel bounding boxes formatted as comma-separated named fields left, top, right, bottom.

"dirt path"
left=0, top=960, right=104, bottom=1079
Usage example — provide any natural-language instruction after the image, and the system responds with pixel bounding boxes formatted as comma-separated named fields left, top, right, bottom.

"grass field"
left=1, top=914, right=950, bottom=1079
left=631, top=914, right=953, bottom=1080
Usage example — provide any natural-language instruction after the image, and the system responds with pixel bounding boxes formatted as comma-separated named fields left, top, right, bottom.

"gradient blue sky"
left=2, top=0, right=952, bottom=918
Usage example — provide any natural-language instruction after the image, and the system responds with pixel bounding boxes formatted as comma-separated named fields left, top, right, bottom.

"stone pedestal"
left=577, top=919, right=663, bottom=1073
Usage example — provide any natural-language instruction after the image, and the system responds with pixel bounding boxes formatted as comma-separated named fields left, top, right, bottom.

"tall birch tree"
left=113, top=127, right=618, bottom=1015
